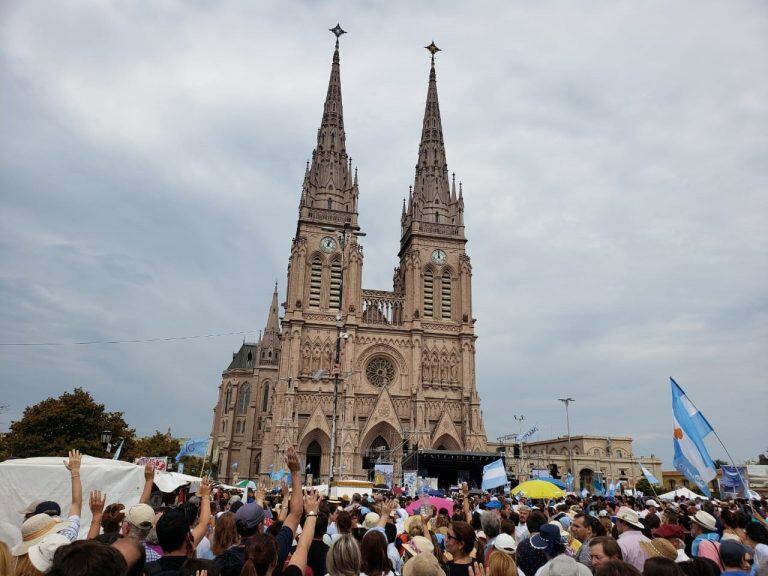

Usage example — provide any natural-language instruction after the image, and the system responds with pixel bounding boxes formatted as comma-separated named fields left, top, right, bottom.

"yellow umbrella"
left=511, top=480, right=566, bottom=499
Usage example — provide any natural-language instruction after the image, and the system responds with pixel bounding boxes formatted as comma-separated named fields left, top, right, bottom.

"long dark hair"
left=360, top=530, right=391, bottom=576
left=241, top=532, right=278, bottom=576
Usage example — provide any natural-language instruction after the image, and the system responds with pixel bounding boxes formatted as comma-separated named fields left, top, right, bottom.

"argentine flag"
left=482, top=459, right=507, bottom=490
left=670, top=378, right=716, bottom=496
left=640, top=465, right=660, bottom=486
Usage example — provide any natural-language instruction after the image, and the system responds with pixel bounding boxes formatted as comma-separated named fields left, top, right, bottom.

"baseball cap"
left=235, top=502, right=266, bottom=530
left=494, top=533, right=517, bottom=554
left=652, top=524, right=686, bottom=540
left=33, top=501, right=62, bottom=517
left=645, top=499, right=658, bottom=508
left=125, top=503, right=155, bottom=530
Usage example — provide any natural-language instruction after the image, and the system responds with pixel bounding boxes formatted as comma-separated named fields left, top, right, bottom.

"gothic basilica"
left=210, top=30, right=489, bottom=485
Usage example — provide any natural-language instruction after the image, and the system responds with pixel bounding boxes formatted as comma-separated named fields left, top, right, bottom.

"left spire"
left=299, top=25, right=359, bottom=229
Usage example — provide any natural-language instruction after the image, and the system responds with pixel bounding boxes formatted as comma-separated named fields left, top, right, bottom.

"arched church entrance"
left=580, top=467, right=594, bottom=491
left=360, top=422, right=402, bottom=484
left=306, top=440, right=322, bottom=481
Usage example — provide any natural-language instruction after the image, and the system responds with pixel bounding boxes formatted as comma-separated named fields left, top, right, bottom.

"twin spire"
left=300, top=28, right=463, bottom=234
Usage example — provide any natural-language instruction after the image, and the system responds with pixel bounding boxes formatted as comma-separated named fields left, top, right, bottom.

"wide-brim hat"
left=691, top=510, right=717, bottom=532
left=403, top=535, right=435, bottom=557
left=615, top=506, right=644, bottom=530
left=403, top=514, right=423, bottom=534
left=640, top=538, right=678, bottom=562
left=12, top=514, right=74, bottom=556
left=530, top=524, right=561, bottom=556
left=29, top=533, right=70, bottom=571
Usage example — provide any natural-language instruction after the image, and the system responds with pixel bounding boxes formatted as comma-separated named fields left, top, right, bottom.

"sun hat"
left=652, top=524, right=686, bottom=540
left=12, top=513, right=74, bottom=556
left=403, top=535, right=435, bottom=557
left=363, top=512, right=381, bottom=530
left=28, top=533, right=70, bottom=571
left=691, top=510, right=717, bottom=532
left=403, top=551, right=443, bottom=576
left=640, top=538, right=678, bottom=561
left=18, top=500, right=44, bottom=516
left=615, top=506, right=644, bottom=530
left=494, top=533, right=517, bottom=554
left=539, top=555, right=592, bottom=576
left=404, top=515, right=424, bottom=533
left=530, top=523, right=561, bottom=556
left=125, top=503, right=156, bottom=530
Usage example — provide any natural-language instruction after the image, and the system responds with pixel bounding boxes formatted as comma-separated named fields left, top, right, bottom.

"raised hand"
left=280, top=480, right=290, bottom=500
left=468, top=562, right=486, bottom=576
left=144, top=462, right=155, bottom=480
left=89, top=490, right=106, bottom=515
left=64, top=449, right=82, bottom=474
left=199, top=476, right=212, bottom=499
left=304, top=488, right=321, bottom=515
left=286, top=446, right=300, bottom=474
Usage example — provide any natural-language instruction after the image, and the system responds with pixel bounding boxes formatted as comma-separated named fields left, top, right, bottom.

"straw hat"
left=640, top=538, right=678, bottom=562
left=403, top=535, right=435, bottom=557
left=691, top=511, right=717, bottom=532
left=363, top=512, right=381, bottom=530
left=403, top=551, right=443, bottom=576
left=12, top=514, right=74, bottom=556
left=615, top=506, right=644, bottom=530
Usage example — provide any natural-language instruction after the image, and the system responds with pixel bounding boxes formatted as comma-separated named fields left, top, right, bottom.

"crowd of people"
left=2, top=448, right=768, bottom=576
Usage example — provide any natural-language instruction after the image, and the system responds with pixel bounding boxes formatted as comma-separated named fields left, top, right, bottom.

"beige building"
left=210, top=33, right=488, bottom=484
left=489, top=435, right=663, bottom=491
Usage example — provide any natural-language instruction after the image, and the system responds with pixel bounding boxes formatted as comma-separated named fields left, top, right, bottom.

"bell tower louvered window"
left=309, top=257, right=322, bottom=308
left=329, top=258, right=342, bottom=309
left=441, top=271, right=452, bottom=320
left=424, top=270, right=434, bottom=318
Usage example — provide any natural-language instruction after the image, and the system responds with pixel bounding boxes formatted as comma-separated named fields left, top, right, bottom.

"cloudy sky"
left=2, top=1, right=766, bottom=467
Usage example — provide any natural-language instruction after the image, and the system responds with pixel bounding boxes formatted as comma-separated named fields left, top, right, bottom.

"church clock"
left=431, top=249, right=447, bottom=265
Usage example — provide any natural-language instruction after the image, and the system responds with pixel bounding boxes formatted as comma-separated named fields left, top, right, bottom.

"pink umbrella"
left=405, top=496, right=456, bottom=515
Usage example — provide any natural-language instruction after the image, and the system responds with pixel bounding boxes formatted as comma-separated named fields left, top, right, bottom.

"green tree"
left=178, top=456, right=205, bottom=476
left=125, top=430, right=181, bottom=462
left=635, top=478, right=653, bottom=494
left=5, top=388, right=135, bottom=458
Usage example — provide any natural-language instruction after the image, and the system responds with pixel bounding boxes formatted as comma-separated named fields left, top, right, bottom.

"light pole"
left=558, top=398, right=575, bottom=484
left=322, top=223, right=365, bottom=484
left=513, top=414, right=525, bottom=482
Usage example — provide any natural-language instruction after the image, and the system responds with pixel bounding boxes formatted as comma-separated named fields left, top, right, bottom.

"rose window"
left=366, top=357, right=396, bottom=387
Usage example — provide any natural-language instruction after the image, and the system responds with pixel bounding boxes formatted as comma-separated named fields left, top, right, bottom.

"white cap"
left=645, top=499, right=658, bottom=507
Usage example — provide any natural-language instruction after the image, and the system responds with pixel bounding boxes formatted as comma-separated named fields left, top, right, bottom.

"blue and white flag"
left=671, top=378, right=716, bottom=497
left=580, top=488, right=588, bottom=498
left=175, top=437, right=209, bottom=462
left=608, top=481, right=616, bottom=497
left=565, top=473, right=574, bottom=492
left=640, top=464, right=660, bottom=486
left=112, top=439, right=124, bottom=461
left=482, top=459, right=507, bottom=490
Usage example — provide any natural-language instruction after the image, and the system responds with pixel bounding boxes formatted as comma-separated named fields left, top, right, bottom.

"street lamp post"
left=322, top=223, right=365, bottom=484
left=558, top=398, right=575, bottom=485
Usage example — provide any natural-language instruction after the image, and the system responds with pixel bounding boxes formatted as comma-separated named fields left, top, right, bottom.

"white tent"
left=659, top=487, right=708, bottom=500
left=0, top=455, right=203, bottom=547
left=0, top=455, right=145, bottom=546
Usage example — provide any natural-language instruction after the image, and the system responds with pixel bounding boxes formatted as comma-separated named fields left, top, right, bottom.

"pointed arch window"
left=309, top=257, right=322, bottom=308
left=224, top=383, right=233, bottom=414
left=424, top=270, right=434, bottom=318
left=441, top=271, right=452, bottom=320
left=261, top=381, right=271, bottom=412
left=327, top=197, right=333, bottom=210
left=329, top=258, right=342, bottom=309
left=237, top=383, right=250, bottom=414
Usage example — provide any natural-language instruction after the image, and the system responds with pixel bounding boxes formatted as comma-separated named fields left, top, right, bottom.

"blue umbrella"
left=427, top=488, right=445, bottom=497
left=541, top=477, right=567, bottom=489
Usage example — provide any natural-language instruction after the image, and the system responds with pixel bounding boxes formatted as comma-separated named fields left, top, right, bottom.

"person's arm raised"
left=289, top=489, right=321, bottom=572
left=191, top=477, right=212, bottom=547
left=64, top=450, right=83, bottom=517
left=86, top=491, right=106, bottom=539
left=282, top=446, right=304, bottom=535
left=139, top=462, right=155, bottom=505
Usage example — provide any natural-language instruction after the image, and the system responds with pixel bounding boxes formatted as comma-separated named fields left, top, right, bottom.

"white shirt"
left=515, top=524, right=529, bottom=543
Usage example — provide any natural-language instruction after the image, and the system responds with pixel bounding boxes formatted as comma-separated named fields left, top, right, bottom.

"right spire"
left=403, top=42, right=463, bottom=234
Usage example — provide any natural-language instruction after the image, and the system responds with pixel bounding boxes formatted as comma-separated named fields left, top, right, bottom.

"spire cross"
left=425, top=41, right=441, bottom=63
left=330, top=23, right=346, bottom=47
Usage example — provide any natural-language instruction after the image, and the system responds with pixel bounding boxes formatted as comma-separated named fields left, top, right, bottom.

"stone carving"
left=366, top=356, right=396, bottom=387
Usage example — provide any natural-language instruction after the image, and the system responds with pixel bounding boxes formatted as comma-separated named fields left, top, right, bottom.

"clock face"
left=320, top=236, right=337, bottom=253
left=431, top=249, right=447, bottom=265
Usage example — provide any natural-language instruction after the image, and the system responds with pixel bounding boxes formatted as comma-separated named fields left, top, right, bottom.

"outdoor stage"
left=401, top=450, right=504, bottom=490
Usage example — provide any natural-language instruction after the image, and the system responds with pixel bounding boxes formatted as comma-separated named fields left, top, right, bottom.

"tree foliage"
left=4, top=388, right=135, bottom=458
left=125, top=430, right=180, bottom=461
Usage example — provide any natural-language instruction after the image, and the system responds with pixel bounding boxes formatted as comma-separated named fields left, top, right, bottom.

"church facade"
left=210, top=32, right=488, bottom=484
